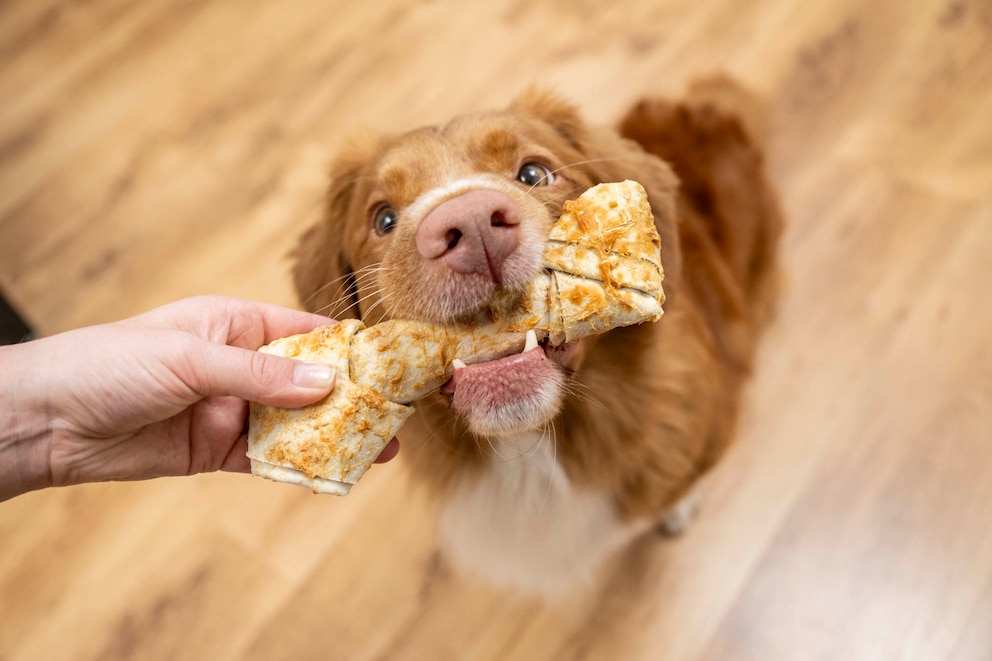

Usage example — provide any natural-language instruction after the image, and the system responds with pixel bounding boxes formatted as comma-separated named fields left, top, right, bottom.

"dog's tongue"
left=442, top=347, right=556, bottom=409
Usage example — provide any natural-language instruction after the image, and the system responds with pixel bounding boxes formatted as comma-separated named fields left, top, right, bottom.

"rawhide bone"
left=247, top=180, right=665, bottom=494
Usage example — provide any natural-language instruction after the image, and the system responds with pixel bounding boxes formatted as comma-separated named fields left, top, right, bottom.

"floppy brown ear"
left=510, top=88, right=588, bottom=150
left=292, top=141, right=377, bottom=318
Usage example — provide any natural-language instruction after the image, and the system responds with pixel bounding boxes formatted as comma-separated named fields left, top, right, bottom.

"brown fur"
left=294, top=79, right=783, bottom=522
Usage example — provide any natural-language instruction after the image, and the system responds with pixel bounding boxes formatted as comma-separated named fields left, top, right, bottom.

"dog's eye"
left=517, top=162, right=554, bottom=187
left=372, top=205, right=398, bottom=235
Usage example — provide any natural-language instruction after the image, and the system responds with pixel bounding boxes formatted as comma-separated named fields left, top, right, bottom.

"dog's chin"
left=443, top=345, right=567, bottom=438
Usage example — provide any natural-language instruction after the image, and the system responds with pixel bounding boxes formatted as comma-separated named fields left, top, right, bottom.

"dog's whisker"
left=562, top=380, right=614, bottom=420
left=485, top=435, right=509, bottom=461
left=488, top=435, right=533, bottom=464
left=315, top=281, right=386, bottom=319
left=361, top=294, right=394, bottom=326
left=314, top=289, right=362, bottom=318
left=347, top=270, right=388, bottom=296
left=301, top=269, right=364, bottom=308
left=546, top=186, right=590, bottom=208
left=538, top=421, right=558, bottom=514
left=525, top=156, right=640, bottom=195
left=518, top=429, right=549, bottom=460
left=351, top=286, right=391, bottom=316
left=358, top=264, right=401, bottom=324
left=552, top=155, right=639, bottom=176
left=338, top=265, right=385, bottom=292
left=350, top=265, right=388, bottom=283
left=380, top=284, right=406, bottom=322
left=470, top=429, right=492, bottom=460
left=304, top=265, right=387, bottom=317
left=421, top=413, right=459, bottom=457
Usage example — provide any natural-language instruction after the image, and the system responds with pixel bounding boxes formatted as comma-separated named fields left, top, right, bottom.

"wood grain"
left=2, top=0, right=991, bottom=659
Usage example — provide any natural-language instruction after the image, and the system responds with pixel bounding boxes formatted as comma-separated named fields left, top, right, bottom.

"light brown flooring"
left=2, top=1, right=991, bottom=659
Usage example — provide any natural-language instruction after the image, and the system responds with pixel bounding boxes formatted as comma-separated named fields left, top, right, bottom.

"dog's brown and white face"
left=295, top=90, right=680, bottom=440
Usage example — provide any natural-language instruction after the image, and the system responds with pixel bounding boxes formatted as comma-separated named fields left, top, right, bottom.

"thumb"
left=188, top=342, right=336, bottom=408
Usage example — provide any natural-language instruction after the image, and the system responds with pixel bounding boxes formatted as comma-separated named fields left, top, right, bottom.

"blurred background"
left=2, top=0, right=991, bottom=659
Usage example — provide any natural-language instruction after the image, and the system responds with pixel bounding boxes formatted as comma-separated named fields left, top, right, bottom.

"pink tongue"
left=444, top=348, right=555, bottom=408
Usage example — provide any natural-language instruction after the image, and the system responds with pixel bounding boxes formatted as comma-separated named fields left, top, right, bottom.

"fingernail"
left=293, top=362, right=335, bottom=389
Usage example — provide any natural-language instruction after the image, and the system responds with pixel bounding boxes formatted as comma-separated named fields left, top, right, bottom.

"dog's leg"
left=657, top=488, right=701, bottom=537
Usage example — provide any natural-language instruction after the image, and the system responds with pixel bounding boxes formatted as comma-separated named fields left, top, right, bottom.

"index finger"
left=131, top=296, right=338, bottom=349
left=232, top=300, right=338, bottom=348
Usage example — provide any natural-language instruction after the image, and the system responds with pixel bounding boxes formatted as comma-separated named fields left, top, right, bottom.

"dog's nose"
left=416, top=190, right=521, bottom=282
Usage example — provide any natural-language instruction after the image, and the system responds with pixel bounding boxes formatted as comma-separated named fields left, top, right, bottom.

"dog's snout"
left=416, top=190, right=521, bottom=282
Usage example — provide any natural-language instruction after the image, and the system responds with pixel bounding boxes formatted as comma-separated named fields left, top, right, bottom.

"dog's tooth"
left=452, top=359, right=468, bottom=370
left=524, top=329, right=539, bottom=352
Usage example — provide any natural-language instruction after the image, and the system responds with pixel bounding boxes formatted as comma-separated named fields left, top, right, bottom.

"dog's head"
left=295, top=91, right=681, bottom=438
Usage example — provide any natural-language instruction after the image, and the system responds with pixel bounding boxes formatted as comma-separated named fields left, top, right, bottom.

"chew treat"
left=248, top=180, right=665, bottom=494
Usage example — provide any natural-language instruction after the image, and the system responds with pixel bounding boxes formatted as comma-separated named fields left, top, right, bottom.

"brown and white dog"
left=294, top=78, right=783, bottom=595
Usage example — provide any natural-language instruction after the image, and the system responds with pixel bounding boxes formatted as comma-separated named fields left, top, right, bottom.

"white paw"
left=658, top=490, right=701, bottom=537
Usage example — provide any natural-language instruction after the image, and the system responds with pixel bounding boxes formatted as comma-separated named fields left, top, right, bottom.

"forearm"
left=0, top=343, right=55, bottom=501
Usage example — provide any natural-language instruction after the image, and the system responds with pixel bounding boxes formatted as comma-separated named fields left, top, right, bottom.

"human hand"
left=0, top=296, right=399, bottom=501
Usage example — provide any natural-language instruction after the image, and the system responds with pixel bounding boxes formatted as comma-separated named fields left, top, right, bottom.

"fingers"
left=135, top=296, right=336, bottom=348
left=184, top=341, right=336, bottom=408
left=252, top=303, right=337, bottom=345
left=221, top=435, right=252, bottom=473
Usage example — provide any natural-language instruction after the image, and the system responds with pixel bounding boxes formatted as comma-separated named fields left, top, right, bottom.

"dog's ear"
left=510, top=88, right=588, bottom=150
left=292, top=141, right=377, bottom=318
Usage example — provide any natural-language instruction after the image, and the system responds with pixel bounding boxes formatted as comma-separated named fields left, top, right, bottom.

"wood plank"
left=1, top=0, right=990, bottom=658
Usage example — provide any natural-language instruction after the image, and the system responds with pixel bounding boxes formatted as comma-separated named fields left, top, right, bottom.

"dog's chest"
left=437, top=431, right=646, bottom=595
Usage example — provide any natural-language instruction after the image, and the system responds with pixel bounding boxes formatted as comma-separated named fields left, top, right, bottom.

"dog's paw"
left=657, top=490, right=701, bottom=537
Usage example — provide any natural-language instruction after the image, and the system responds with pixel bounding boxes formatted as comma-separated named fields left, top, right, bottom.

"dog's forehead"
left=375, top=128, right=450, bottom=197
left=439, top=111, right=555, bottom=159
left=375, top=112, right=551, bottom=189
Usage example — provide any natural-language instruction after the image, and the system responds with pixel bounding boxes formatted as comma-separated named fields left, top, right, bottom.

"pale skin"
left=0, top=296, right=398, bottom=502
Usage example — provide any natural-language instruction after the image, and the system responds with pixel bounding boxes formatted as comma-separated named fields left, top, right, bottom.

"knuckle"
left=247, top=350, right=285, bottom=387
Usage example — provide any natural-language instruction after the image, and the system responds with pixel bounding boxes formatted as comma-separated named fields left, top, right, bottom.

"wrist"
left=0, top=343, right=55, bottom=501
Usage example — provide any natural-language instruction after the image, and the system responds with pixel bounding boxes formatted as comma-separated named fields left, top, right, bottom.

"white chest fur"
left=438, top=431, right=650, bottom=597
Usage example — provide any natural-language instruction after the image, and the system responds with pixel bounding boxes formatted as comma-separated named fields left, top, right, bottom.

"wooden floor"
left=2, top=0, right=991, bottom=658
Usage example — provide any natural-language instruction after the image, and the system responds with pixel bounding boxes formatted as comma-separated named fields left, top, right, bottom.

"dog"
left=293, top=77, right=783, bottom=596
